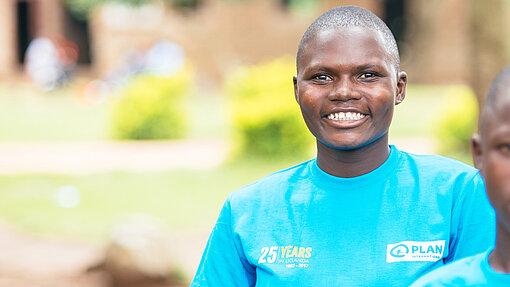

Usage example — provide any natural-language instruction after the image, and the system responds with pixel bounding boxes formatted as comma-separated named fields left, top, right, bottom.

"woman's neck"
left=316, top=134, right=390, bottom=178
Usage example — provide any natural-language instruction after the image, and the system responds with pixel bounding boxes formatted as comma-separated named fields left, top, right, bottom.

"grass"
left=0, top=157, right=306, bottom=242
left=0, top=83, right=111, bottom=141
left=390, top=85, right=455, bottom=139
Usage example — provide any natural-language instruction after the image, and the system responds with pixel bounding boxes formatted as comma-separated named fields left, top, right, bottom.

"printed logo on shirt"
left=258, top=245, right=312, bottom=269
left=386, top=240, right=445, bottom=263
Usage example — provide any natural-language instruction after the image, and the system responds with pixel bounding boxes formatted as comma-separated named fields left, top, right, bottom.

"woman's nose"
left=327, top=77, right=361, bottom=101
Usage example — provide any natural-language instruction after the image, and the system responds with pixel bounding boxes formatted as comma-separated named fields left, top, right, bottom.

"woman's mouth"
left=326, top=112, right=366, bottom=121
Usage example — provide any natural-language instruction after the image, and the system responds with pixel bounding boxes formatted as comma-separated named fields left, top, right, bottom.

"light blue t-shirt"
left=410, top=249, right=510, bottom=286
left=192, top=146, right=495, bottom=286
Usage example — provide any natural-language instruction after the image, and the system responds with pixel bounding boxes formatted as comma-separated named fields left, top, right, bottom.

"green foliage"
left=111, top=70, right=192, bottom=140
left=434, top=86, right=478, bottom=158
left=65, top=0, right=101, bottom=19
left=65, top=0, right=197, bottom=19
left=65, top=0, right=150, bottom=19
left=0, top=85, right=110, bottom=141
left=227, top=57, right=314, bottom=158
left=171, top=0, right=201, bottom=9
left=284, top=0, right=318, bottom=14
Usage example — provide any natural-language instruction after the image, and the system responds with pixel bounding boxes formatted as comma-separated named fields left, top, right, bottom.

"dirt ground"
left=0, top=222, right=106, bottom=286
left=0, top=139, right=228, bottom=174
left=0, top=140, right=223, bottom=286
left=0, top=221, right=209, bottom=286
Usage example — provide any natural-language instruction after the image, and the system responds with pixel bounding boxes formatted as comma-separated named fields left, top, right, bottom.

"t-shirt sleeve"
left=446, top=172, right=495, bottom=263
left=191, top=198, right=256, bottom=287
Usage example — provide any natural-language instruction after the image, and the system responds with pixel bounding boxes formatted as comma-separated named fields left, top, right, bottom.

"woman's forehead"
left=298, top=27, right=394, bottom=68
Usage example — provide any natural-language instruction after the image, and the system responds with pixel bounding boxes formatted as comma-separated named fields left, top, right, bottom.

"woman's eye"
left=313, top=75, right=331, bottom=81
left=360, top=72, right=376, bottom=79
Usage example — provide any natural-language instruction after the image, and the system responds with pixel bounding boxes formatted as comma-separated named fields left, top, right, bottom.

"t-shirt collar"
left=309, top=145, right=400, bottom=188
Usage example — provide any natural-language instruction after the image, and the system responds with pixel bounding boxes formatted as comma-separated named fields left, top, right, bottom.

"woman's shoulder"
left=228, top=159, right=314, bottom=203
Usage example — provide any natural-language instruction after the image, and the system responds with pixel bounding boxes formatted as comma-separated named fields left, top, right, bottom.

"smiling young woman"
left=191, top=6, right=495, bottom=287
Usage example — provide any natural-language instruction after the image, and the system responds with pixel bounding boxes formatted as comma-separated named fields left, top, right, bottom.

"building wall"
left=37, top=0, right=65, bottom=37
left=89, top=0, right=316, bottom=83
left=404, top=0, right=471, bottom=85
left=0, top=1, right=17, bottom=77
left=0, top=0, right=67, bottom=78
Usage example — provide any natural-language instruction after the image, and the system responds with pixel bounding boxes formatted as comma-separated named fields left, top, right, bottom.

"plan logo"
left=386, top=240, right=445, bottom=263
left=390, top=244, right=409, bottom=258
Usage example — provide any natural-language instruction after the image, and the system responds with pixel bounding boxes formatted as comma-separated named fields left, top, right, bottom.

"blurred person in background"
left=25, top=35, right=78, bottom=91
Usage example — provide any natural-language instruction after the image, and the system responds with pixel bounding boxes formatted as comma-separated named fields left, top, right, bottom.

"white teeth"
left=327, top=112, right=365, bottom=121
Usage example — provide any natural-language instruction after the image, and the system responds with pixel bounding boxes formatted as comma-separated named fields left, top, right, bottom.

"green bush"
left=111, top=70, right=192, bottom=140
left=434, top=85, right=478, bottom=160
left=227, top=57, right=314, bottom=158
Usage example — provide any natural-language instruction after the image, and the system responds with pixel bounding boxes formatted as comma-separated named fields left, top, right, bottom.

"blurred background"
left=0, top=0, right=509, bottom=286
